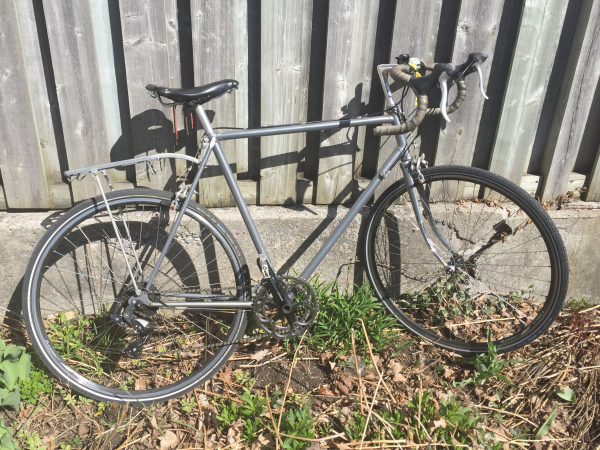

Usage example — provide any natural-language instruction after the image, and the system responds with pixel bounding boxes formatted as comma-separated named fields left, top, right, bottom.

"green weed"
left=0, top=419, right=19, bottom=450
left=233, top=369, right=256, bottom=388
left=216, top=389, right=316, bottom=448
left=0, top=339, right=31, bottom=410
left=18, top=430, right=46, bottom=450
left=343, top=392, right=495, bottom=448
left=565, top=298, right=595, bottom=311
left=308, top=283, right=398, bottom=358
left=216, top=400, right=239, bottom=427
left=18, top=366, right=53, bottom=405
left=180, top=397, right=195, bottom=414
left=453, top=329, right=527, bottom=388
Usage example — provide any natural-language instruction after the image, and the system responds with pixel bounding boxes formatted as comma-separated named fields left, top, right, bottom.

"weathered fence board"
left=488, top=0, right=568, bottom=186
left=259, top=0, right=312, bottom=205
left=14, top=0, right=69, bottom=207
left=316, top=0, right=379, bottom=205
left=192, top=0, right=246, bottom=207
left=120, top=0, right=183, bottom=192
left=539, top=0, right=600, bottom=201
left=587, top=145, right=600, bottom=201
left=434, top=1, right=505, bottom=167
left=43, top=2, right=118, bottom=201
left=0, top=0, right=50, bottom=208
left=375, top=0, right=444, bottom=199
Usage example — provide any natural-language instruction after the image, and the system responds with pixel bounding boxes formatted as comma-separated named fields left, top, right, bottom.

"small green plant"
left=58, top=436, right=81, bottom=450
left=216, top=390, right=316, bottom=448
left=453, top=329, right=527, bottom=388
left=308, top=283, right=398, bottom=357
left=216, top=399, right=240, bottom=427
left=233, top=369, right=256, bottom=388
left=344, top=412, right=369, bottom=441
left=19, top=366, right=53, bottom=405
left=0, top=339, right=32, bottom=410
left=18, top=430, right=46, bottom=450
left=556, top=386, right=576, bottom=403
left=565, top=298, right=595, bottom=311
left=535, top=405, right=558, bottom=439
left=278, top=399, right=317, bottom=449
left=0, top=419, right=19, bottom=450
left=180, top=397, right=195, bottom=413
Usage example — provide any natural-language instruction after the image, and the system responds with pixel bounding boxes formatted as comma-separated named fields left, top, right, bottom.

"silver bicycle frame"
left=66, top=64, right=446, bottom=308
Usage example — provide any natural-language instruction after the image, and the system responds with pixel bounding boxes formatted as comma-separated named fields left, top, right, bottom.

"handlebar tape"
left=373, top=61, right=468, bottom=136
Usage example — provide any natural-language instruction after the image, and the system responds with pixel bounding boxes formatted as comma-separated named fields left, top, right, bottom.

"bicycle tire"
left=364, top=165, right=568, bottom=355
left=23, top=189, right=250, bottom=404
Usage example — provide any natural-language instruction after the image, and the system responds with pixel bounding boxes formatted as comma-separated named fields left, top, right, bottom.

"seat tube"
left=194, top=105, right=271, bottom=260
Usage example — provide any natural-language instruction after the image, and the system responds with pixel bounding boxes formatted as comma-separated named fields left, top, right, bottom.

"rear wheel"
left=23, top=189, right=250, bottom=404
left=364, top=166, right=568, bottom=354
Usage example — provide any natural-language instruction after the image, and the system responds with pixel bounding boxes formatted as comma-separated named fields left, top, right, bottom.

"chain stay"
left=140, top=332, right=269, bottom=358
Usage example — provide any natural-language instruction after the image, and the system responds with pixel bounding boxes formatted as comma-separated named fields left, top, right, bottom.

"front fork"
left=398, top=158, right=458, bottom=271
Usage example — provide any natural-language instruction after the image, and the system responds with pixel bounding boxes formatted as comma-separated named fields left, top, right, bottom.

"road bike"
left=22, top=52, right=569, bottom=404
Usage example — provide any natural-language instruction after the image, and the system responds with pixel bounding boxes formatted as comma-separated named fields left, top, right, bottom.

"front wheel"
left=23, top=189, right=250, bottom=404
left=363, top=166, right=568, bottom=355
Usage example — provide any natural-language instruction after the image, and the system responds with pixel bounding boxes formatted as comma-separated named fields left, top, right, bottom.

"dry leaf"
left=362, top=371, right=377, bottom=381
left=150, top=415, right=159, bottom=430
left=135, top=376, right=147, bottom=391
left=431, top=417, right=447, bottom=428
left=317, top=386, right=335, bottom=396
left=388, top=362, right=407, bottom=383
left=197, top=393, right=210, bottom=407
left=320, top=351, right=333, bottom=363
left=219, top=366, right=233, bottom=383
left=78, top=422, right=89, bottom=438
left=159, top=430, right=179, bottom=450
left=64, top=310, right=77, bottom=321
left=339, top=375, right=354, bottom=390
left=443, top=368, right=454, bottom=380
left=252, top=433, right=276, bottom=449
left=227, top=426, right=241, bottom=446
left=251, top=349, right=270, bottom=361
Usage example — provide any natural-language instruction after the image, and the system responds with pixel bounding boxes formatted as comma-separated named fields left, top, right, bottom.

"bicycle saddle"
left=146, top=79, right=238, bottom=106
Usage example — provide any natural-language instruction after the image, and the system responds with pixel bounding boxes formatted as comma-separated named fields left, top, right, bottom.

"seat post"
left=195, top=105, right=216, bottom=138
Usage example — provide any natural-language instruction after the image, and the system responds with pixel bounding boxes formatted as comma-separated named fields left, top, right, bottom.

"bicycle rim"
left=23, top=190, right=249, bottom=403
left=365, top=166, right=568, bottom=354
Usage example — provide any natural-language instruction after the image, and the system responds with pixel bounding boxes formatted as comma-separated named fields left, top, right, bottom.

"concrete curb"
left=2, top=203, right=599, bottom=316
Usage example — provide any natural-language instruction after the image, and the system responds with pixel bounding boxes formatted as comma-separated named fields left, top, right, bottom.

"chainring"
left=253, top=276, right=318, bottom=339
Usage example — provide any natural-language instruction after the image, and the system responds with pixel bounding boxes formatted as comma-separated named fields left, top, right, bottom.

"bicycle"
left=22, top=52, right=569, bottom=404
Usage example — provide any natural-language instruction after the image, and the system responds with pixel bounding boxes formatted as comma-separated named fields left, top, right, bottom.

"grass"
left=307, top=282, right=399, bottom=358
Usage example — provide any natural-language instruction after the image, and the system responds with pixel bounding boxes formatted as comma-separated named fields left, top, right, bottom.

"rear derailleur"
left=253, top=256, right=318, bottom=339
left=109, top=290, right=159, bottom=359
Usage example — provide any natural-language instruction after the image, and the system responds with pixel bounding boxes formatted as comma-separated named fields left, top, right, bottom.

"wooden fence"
left=1, top=0, right=599, bottom=210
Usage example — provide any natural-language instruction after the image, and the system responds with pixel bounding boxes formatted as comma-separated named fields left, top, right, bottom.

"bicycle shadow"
left=109, top=108, right=216, bottom=192
left=273, top=84, right=375, bottom=289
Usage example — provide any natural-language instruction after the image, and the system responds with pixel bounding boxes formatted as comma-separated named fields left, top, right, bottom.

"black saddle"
left=146, top=79, right=238, bottom=107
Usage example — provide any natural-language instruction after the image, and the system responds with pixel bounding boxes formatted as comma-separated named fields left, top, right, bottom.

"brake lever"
left=439, top=71, right=452, bottom=123
left=474, top=62, right=489, bottom=99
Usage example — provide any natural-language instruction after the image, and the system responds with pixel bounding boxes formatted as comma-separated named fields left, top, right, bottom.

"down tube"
left=300, top=137, right=408, bottom=280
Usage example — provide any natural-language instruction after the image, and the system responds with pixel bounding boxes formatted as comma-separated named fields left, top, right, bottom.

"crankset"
left=254, top=276, right=318, bottom=339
